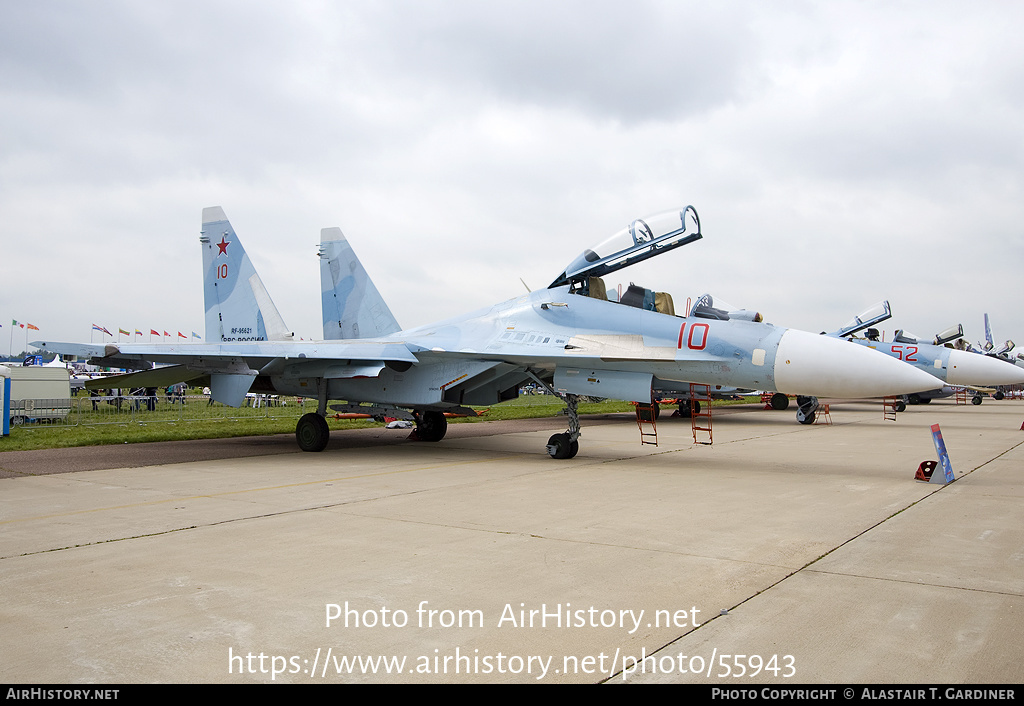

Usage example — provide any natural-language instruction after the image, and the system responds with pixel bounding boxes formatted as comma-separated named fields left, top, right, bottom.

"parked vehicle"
left=7, top=365, right=71, bottom=424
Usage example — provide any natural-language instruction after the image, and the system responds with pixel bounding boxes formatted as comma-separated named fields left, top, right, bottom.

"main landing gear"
left=296, top=412, right=331, bottom=452
left=413, top=410, right=448, bottom=442
left=546, top=393, right=580, bottom=459
left=676, top=399, right=701, bottom=418
left=296, top=408, right=449, bottom=451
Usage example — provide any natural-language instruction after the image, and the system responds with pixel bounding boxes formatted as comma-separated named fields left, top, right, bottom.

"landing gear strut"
left=546, top=393, right=580, bottom=459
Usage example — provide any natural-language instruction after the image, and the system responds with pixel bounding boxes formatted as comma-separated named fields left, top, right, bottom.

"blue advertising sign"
left=930, top=424, right=955, bottom=484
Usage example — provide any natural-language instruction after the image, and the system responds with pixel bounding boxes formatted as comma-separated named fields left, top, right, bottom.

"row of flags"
left=4, top=320, right=201, bottom=340
left=92, top=325, right=201, bottom=340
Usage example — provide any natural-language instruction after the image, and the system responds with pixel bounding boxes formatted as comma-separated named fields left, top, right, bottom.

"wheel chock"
left=915, top=460, right=937, bottom=482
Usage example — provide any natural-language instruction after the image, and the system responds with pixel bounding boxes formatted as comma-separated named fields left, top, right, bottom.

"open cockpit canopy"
left=833, top=301, right=891, bottom=338
left=549, top=206, right=701, bottom=289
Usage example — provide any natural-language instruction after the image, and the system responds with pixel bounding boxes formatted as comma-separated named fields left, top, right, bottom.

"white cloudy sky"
left=2, top=0, right=1022, bottom=353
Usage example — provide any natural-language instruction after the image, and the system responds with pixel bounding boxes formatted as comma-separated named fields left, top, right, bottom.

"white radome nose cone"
left=774, top=329, right=945, bottom=397
left=946, top=349, right=1024, bottom=385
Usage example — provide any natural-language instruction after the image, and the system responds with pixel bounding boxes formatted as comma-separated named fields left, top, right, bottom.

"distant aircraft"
left=728, top=300, right=896, bottom=423
left=972, top=313, right=1016, bottom=359
left=35, top=205, right=946, bottom=458
left=838, top=304, right=1024, bottom=406
left=968, top=313, right=1021, bottom=399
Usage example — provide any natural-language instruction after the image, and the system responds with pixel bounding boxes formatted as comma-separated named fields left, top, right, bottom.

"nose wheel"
left=546, top=433, right=579, bottom=459
left=796, top=396, right=819, bottom=425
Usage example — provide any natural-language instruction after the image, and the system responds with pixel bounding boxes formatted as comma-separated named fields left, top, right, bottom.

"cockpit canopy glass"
left=933, top=325, right=963, bottom=345
left=552, top=206, right=701, bottom=287
left=835, top=301, right=891, bottom=337
left=893, top=329, right=921, bottom=344
left=689, top=293, right=763, bottom=322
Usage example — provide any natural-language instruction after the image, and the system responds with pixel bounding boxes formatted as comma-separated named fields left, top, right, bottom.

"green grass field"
left=2, top=392, right=759, bottom=453
left=0, top=394, right=640, bottom=452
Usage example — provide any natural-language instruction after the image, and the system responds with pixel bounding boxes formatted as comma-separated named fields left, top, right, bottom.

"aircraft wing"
left=33, top=338, right=422, bottom=405
left=36, top=340, right=420, bottom=366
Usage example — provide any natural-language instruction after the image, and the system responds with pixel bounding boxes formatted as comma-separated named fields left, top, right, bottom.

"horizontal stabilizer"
left=31, top=341, right=154, bottom=371
left=84, top=365, right=205, bottom=390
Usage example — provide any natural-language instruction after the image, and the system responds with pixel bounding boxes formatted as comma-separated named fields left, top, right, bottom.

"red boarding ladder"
left=954, top=387, right=968, bottom=405
left=813, top=403, right=832, bottom=425
left=690, top=383, right=713, bottom=445
left=635, top=403, right=658, bottom=446
left=882, top=397, right=899, bottom=421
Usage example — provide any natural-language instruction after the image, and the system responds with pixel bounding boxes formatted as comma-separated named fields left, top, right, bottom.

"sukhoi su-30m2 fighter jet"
left=36, top=205, right=945, bottom=458
left=836, top=304, right=1024, bottom=406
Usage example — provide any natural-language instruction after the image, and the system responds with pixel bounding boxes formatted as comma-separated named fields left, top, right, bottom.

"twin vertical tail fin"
left=319, top=227, right=401, bottom=339
left=200, top=207, right=292, bottom=407
left=201, top=206, right=293, bottom=343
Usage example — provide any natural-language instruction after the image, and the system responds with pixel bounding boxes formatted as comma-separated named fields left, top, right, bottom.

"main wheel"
left=546, top=433, right=579, bottom=459
left=416, top=410, right=448, bottom=441
left=677, top=400, right=700, bottom=417
left=296, top=412, right=330, bottom=452
left=770, top=393, right=789, bottom=410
